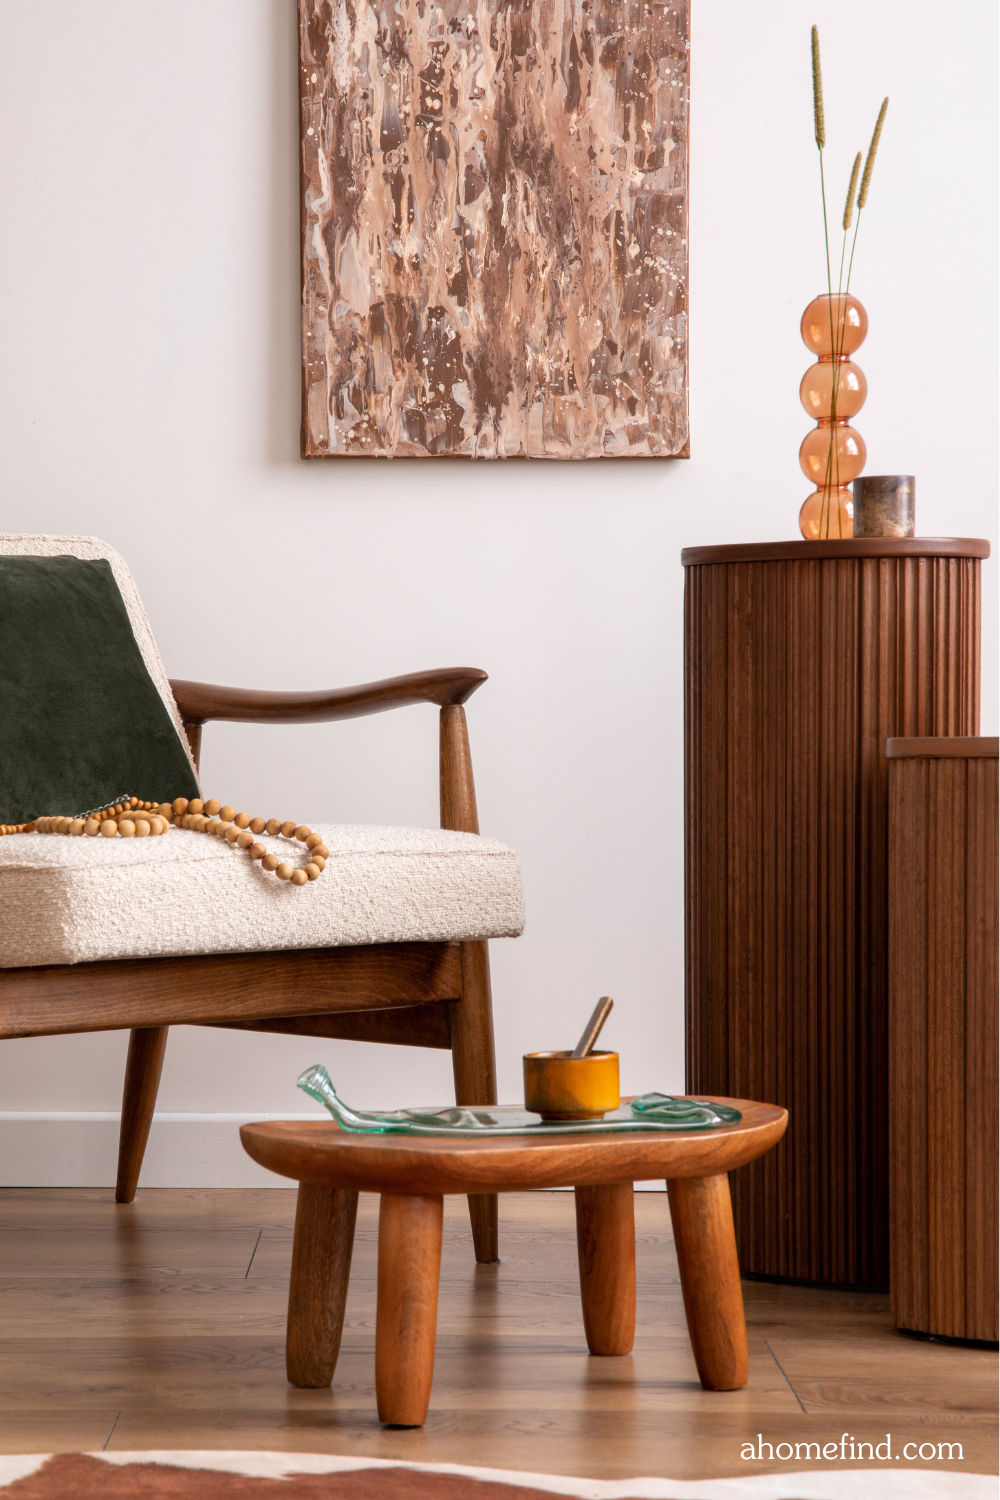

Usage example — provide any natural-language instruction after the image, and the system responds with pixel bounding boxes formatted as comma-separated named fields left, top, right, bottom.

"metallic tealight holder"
left=853, top=475, right=915, bottom=537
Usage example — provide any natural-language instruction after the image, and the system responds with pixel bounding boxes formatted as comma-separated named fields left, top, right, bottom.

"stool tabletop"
left=241, top=1097, right=787, bottom=1195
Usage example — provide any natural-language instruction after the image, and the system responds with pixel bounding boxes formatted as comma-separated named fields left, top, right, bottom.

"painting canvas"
left=299, top=0, right=689, bottom=459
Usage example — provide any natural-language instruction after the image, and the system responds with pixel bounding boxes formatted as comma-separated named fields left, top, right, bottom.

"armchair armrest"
left=169, top=667, right=488, bottom=726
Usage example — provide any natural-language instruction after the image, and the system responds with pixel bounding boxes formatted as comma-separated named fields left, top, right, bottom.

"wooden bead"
left=291, top=868, right=308, bottom=886
left=69, top=820, right=85, bottom=836
left=100, top=820, right=117, bottom=838
left=305, top=833, right=323, bottom=850
left=220, top=806, right=236, bottom=823
left=281, top=821, right=297, bottom=838
left=189, top=799, right=205, bottom=815
left=234, top=813, right=251, bottom=830
left=237, top=831, right=254, bottom=850
left=173, top=798, right=189, bottom=816
left=225, top=825, right=241, bottom=843
left=204, top=799, right=221, bottom=816
left=134, top=820, right=150, bottom=838
left=294, top=826, right=311, bottom=842
left=305, top=863, right=320, bottom=880
left=149, top=818, right=166, bottom=835
left=310, top=855, right=326, bottom=871
left=275, top=862, right=293, bottom=881
left=59, top=817, right=74, bottom=834
left=249, top=842, right=266, bottom=860
left=250, top=818, right=266, bottom=835
left=266, top=819, right=282, bottom=836
left=157, top=803, right=174, bottom=820
left=84, top=820, right=100, bottom=837
left=129, top=798, right=139, bottom=809
left=312, top=844, right=329, bottom=859
left=118, top=820, right=136, bottom=837
left=261, top=853, right=280, bottom=872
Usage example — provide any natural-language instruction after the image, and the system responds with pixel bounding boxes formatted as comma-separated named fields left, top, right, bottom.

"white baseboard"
left=0, top=1113, right=667, bottom=1190
left=0, top=1112, right=318, bottom=1188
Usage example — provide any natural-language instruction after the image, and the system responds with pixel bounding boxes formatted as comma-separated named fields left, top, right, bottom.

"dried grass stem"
left=858, top=97, right=889, bottom=209
left=842, top=153, right=862, bottom=231
left=811, top=26, right=826, bottom=149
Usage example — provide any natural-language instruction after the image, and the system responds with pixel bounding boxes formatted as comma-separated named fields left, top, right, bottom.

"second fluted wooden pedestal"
left=683, top=538, right=987, bottom=1288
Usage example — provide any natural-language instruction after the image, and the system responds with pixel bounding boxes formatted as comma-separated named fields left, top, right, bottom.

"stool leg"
left=376, top=1194, right=443, bottom=1425
left=667, top=1173, right=748, bottom=1390
left=286, top=1183, right=358, bottom=1388
left=574, top=1182, right=636, bottom=1355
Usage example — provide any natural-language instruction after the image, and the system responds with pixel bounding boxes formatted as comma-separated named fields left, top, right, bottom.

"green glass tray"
left=297, top=1065, right=742, bottom=1136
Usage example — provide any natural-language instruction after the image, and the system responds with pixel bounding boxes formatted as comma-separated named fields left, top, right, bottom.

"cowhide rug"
left=0, top=1452, right=990, bottom=1499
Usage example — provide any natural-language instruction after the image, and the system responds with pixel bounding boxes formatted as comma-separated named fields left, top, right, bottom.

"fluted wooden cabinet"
left=683, top=539, right=987, bottom=1288
left=887, top=738, right=998, bottom=1342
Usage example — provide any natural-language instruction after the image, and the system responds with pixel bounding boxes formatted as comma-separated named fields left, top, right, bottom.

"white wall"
left=0, top=1, right=996, bottom=1181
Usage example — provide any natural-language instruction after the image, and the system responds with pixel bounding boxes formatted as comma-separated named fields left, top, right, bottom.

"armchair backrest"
left=0, top=533, right=197, bottom=787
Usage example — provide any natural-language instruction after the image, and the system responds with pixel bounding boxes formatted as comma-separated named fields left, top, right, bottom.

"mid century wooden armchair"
left=0, top=537, right=523, bottom=1264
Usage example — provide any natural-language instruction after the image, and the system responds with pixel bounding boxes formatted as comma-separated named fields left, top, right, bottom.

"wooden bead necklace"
left=0, top=796, right=328, bottom=887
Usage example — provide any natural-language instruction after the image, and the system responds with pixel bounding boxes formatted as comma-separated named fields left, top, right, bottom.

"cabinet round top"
left=681, top=538, right=990, bottom=566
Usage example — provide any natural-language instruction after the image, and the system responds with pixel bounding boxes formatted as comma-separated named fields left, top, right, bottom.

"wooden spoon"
left=570, top=996, right=614, bottom=1059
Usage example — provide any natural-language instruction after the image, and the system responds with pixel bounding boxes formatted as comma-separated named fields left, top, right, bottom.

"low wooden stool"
left=241, top=1098, right=787, bottom=1426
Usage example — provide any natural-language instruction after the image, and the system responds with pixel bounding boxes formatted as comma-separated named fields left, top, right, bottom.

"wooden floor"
left=0, top=1188, right=995, bottom=1481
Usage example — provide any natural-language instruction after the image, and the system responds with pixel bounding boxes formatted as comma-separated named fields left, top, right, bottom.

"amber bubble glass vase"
left=798, top=294, right=868, bottom=539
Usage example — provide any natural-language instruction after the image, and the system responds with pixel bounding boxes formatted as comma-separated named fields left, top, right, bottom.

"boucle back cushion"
left=0, top=823, right=526, bottom=968
left=0, top=536, right=199, bottom=823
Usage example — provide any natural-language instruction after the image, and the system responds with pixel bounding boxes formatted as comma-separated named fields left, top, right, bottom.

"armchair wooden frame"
left=0, top=667, right=501, bottom=1262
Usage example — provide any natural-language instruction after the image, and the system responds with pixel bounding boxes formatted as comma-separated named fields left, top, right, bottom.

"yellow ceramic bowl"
left=523, top=1050, right=620, bottom=1120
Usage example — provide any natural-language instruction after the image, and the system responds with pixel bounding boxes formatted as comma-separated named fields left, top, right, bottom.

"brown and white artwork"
left=299, top=0, right=689, bottom=459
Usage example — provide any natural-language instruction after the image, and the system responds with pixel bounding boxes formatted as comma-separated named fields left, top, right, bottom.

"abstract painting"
left=299, top=0, right=689, bottom=459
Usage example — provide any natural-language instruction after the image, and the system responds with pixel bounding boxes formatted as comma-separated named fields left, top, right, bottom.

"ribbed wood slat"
left=887, top=743, right=999, bottom=1341
left=683, top=541, right=984, bottom=1288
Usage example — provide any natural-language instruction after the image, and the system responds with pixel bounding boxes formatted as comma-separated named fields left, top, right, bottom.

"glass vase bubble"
left=798, top=294, right=868, bottom=539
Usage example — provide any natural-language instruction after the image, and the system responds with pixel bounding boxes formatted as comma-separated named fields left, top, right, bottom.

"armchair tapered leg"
left=451, top=939, right=499, bottom=1263
left=115, top=1026, right=169, bottom=1203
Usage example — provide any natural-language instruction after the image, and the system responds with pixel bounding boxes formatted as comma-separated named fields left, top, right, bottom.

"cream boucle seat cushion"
left=0, top=823, right=525, bottom=968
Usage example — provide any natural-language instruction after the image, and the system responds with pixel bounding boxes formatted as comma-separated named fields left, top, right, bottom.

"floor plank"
left=0, top=1188, right=995, bottom=1481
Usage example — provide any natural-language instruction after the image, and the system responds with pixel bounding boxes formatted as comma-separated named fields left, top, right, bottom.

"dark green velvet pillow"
left=0, top=555, right=199, bottom=823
